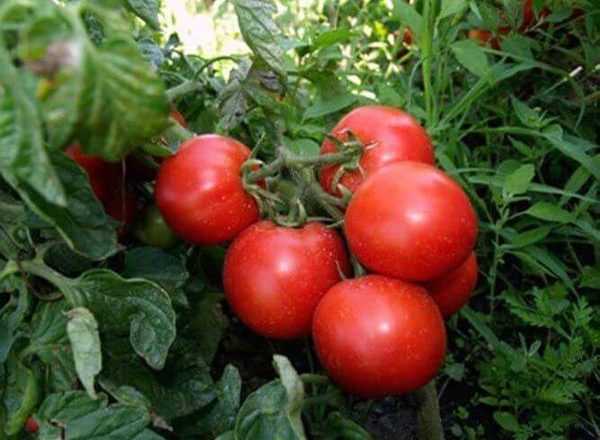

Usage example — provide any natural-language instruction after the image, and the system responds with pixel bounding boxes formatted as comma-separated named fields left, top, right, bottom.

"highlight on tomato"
left=319, top=105, right=434, bottom=195
left=155, top=134, right=260, bottom=245
left=223, top=221, right=350, bottom=339
left=344, top=161, right=478, bottom=281
left=312, top=275, right=447, bottom=398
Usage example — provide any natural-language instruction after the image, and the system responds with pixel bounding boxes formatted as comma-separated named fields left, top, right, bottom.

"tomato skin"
left=133, top=204, right=178, bottom=248
left=319, top=106, right=434, bottom=195
left=223, top=221, right=350, bottom=339
left=312, top=275, right=447, bottom=398
left=155, top=135, right=259, bottom=245
left=65, top=143, right=120, bottom=203
left=344, top=162, right=478, bottom=281
left=105, top=187, right=137, bottom=239
left=424, top=252, right=478, bottom=318
left=25, top=416, right=38, bottom=433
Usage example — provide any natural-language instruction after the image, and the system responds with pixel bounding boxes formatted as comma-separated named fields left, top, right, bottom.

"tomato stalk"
left=415, top=380, right=445, bottom=440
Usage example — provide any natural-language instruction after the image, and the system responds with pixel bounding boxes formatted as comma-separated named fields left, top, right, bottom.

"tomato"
left=133, top=204, right=178, bottom=248
left=468, top=29, right=501, bottom=49
left=223, top=221, right=350, bottom=339
left=344, top=162, right=478, bottom=281
left=25, top=416, right=38, bottom=433
left=319, top=106, right=434, bottom=195
left=170, top=108, right=187, bottom=128
left=424, top=252, right=478, bottom=318
left=65, top=143, right=120, bottom=203
left=155, top=135, right=259, bottom=245
left=105, top=186, right=137, bottom=239
left=312, top=275, right=446, bottom=397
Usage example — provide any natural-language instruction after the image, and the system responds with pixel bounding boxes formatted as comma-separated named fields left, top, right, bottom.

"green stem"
left=421, top=0, right=438, bottom=126
left=166, top=80, right=204, bottom=100
left=415, top=380, right=445, bottom=440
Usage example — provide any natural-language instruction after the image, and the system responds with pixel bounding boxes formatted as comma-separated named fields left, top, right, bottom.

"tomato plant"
left=319, top=105, right=434, bottom=195
left=313, top=275, right=447, bottom=398
left=155, top=135, right=260, bottom=245
left=345, top=162, right=478, bottom=281
left=223, top=221, right=349, bottom=339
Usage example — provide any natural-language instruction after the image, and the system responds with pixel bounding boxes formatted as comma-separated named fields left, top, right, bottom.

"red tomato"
left=344, top=162, right=478, bottom=281
left=223, top=221, right=350, bottom=339
left=170, top=109, right=187, bottom=128
left=25, top=416, right=38, bottom=433
left=65, top=143, right=120, bottom=203
left=319, top=106, right=434, bottom=195
left=424, top=252, right=478, bottom=318
left=312, top=275, right=447, bottom=397
left=105, top=186, right=137, bottom=239
left=155, top=135, right=259, bottom=245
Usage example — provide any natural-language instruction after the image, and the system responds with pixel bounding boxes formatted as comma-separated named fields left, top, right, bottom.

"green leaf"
left=0, top=45, right=66, bottom=207
left=286, top=138, right=320, bottom=158
left=122, top=247, right=189, bottom=294
left=579, top=266, right=600, bottom=289
left=303, top=94, right=357, bottom=119
left=311, top=29, right=354, bottom=51
left=189, top=291, right=227, bottom=363
left=438, top=0, right=467, bottom=21
left=64, top=269, right=176, bottom=370
left=12, top=153, right=118, bottom=260
left=451, top=40, right=490, bottom=77
left=493, top=411, right=520, bottom=432
left=233, top=0, right=287, bottom=82
left=543, top=125, right=600, bottom=180
left=505, top=226, right=552, bottom=249
left=392, top=0, right=422, bottom=41
left=66, top=307, right=102, bottom=399
left=503, top=164, right=535, bottom=196
left=234, top=355, right=306, bottom=440
left=525, top=202, right=574, bottom=223
left=0, top=356, right=39, bottom=436
left=511, top=97, right=548, bottom=128
left=38, top=390, right=154, bottom=439
left=176, top=365, right=241, bottom=438
left=124, top=0, right=160, bottom=29
left=218, top=60, right=251, bottom=130
left=500, top=34, right=534, bottom=61
left=321, top=412, right=373, bottom=440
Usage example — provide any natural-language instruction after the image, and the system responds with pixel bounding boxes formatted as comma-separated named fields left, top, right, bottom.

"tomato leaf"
left=0, top=356, right=38, bottom=436
left=233, top=0, right=287, bottom=82
left=12, top=153, right=118, bottom=261
left=63, top=270, right=176, bottom=370
left=503, top=164, right=535, bottom=196
left=123, top=0, right=160, bottom=30
left=66, top=307, right=102, bottom=400
left=451, top=40, right=491, bottom=77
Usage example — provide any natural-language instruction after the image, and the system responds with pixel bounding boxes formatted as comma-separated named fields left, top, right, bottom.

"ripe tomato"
left=223, top=221, right=350, bottom=339
left=344, top=162, right=478, bottom=281
left=312, top=275, right=447, bottom=397
left=133, top=204, right=178, bottom=248
left=319, top=106, right=434, bottom=195
left=155, top=135, right=259, bottom=245
left=424, top=252, right=478, bottom=318
left=65, top=143, right=120, bottom=203
left=25, top=416, right=38, bottom=433
left=105, top=186, right=137, bottom=239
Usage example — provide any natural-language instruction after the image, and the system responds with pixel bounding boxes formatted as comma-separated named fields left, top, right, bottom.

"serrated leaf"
left=503, top=164, right=534, bottom=195
left=233, top=0, right=287, bottom=82
left=543, top=125, right=600, bottom=180
left=218, top=60, right=251, bottom=130
left=526, top=202, right=574, bottom=223
left=273, top=355, right=305, bottom=438
left=63, top=269, right=176, bottom=370
left=451, top=39, right=490, bottom=77
left=122, top=247, right=189, bottom=293
left=67, top=307, right=102, bottom=399
left=124, top=0, right=160, bottom=29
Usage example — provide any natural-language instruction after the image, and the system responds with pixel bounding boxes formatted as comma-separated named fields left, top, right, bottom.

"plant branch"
left=415, top=379, right=445, bottom=440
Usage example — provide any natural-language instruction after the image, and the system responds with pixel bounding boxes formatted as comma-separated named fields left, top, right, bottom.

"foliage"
left=0, top=0, right=598, bottom=439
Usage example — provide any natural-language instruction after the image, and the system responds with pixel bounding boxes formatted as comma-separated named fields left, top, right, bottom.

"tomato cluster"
left=68, top=103, right=478, bottom=398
